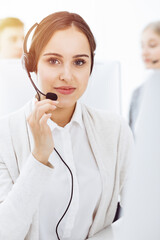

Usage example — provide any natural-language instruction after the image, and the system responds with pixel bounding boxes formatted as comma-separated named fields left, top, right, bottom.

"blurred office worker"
left=0, top=17, right=24, bottom=59
left=120, top=75, right=160, bottom=240
left=129, top=21, right=160, bottom=134
left=0, top=17, right=34, bottom=116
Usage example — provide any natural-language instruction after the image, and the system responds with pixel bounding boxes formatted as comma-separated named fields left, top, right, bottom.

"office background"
left=1, top=0, right=160, bottom=118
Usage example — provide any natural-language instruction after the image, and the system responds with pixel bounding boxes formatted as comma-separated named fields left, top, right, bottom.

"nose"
left=59, top=64, right=73, bottom=82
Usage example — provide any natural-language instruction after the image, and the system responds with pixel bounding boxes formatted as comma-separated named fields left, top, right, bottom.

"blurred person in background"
left=0, top=17, right=34, bottom=116
left=0, top=17, right=24, bottom=59
left=129, top=21, right=160, bottom=135
left=93, top=39, right=160, bottom=240
left=120, top=70, right=160, bottom=240
left=119, top=20, right=160, bottom=240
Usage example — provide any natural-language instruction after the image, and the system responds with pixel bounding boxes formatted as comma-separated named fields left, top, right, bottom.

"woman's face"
left=37, top=26, right=91, bottom=109
left=141, top=28, right=160, bottom=69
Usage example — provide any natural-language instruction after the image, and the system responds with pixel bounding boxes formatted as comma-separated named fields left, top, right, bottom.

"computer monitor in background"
left=0, top=59, right=35, bottom=116
left=80, top=61, right=121, bottom=114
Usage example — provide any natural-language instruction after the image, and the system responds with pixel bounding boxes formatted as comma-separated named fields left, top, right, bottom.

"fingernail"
left=52, top=101, right=59, bottom=104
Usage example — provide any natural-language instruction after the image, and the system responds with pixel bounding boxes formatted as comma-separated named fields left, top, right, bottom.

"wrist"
left=32, top=149, right=50, bottom=165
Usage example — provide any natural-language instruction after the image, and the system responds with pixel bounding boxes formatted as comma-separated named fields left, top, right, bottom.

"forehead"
left=41, top=26, right=91, bottom=55
left=1, top=26, right=24, bottom=38
left=142, top=29, right=160, bottom=42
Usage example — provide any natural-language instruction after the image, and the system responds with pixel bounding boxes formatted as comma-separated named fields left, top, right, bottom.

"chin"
left=57, top=100, right=76, bottom=109
left=145, top=64, right=153, bottom=69
left=145, top=65, right=151, bottom=69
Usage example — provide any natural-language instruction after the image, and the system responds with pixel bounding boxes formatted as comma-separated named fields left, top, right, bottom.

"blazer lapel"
left=9, top=101, right=32, bottom=171
left=82, top=104, right=108, bottom=236
left=82, top=104, right=118, bottom=237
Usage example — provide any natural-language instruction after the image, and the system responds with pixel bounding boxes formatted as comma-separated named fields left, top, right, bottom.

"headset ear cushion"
left=22, top=53, right=35, bottom=73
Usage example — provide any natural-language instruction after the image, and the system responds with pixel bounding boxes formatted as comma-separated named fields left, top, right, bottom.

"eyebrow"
left=147, top=39, right=157, bottom=42
left=43, top=53, right=89, bottom=58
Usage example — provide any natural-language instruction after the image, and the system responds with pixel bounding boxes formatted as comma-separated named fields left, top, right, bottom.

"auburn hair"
left=29, top=11, right=96, bottom=73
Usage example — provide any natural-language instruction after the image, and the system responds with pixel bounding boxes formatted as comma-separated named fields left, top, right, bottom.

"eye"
left=149, top=44, right=157, bottom=48
left=48, top=58, right=60, bottom=65
left=149, top=41, right=158, bottom=48
left=74, top=59, right=86, bottom=66
left=10, top=36, right=17, bottom=43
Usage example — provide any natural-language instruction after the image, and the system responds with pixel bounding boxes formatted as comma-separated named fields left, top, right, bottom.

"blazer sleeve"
left=0, top=153, right=54, bottom=240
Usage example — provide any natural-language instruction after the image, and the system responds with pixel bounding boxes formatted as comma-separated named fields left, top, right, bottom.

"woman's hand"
left=27, top=99, right=58, bottom=165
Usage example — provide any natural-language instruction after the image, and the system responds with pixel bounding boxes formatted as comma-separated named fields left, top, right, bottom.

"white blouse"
left=28, top=102, right=102, bottom=240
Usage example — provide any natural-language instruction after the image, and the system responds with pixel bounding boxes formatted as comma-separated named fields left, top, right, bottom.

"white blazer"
left=0, top=100, right=133, bottom=240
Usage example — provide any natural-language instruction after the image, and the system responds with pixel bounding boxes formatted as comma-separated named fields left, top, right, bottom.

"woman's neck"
left=50, top=104, right=76, bottom=127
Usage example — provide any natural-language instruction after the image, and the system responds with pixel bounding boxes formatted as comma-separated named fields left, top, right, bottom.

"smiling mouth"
left=54, top=87, right=76, bottom=95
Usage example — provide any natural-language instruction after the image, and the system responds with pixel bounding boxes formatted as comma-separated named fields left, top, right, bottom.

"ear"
left=22, top=52, right=35, bottom=73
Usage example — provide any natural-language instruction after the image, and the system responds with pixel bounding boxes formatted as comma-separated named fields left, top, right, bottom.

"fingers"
left=27, top=99, right=56, bottom=164
left=39, top=113, right=52, bottom=126
left=32, top=99, right=58, bottom=121
left=35, top=103, right=56, bottom=121
left=27, top=99, right=58, bottom=128
left=35, top=98, right=58, bottom=107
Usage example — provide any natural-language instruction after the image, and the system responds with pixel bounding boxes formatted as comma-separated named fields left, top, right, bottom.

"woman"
left=0, top=11, right=133, bottom=240
left=129, top=21, right=160, bottom=134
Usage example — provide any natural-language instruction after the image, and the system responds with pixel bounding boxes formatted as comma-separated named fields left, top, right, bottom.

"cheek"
left=37, top=70, right=50, bottom=91
left=79, top=72, right=90, bottom=91
left=155, top=47, right=160, bottom=56
left=37, top=64, right=57, bottom=86
left=152, top=47, right=160, bottom=56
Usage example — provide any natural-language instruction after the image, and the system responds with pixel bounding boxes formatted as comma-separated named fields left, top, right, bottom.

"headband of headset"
left=23, top=23, right=38, bottom=73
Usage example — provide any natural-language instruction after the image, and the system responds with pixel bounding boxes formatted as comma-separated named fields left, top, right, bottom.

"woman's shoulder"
left=0, top=100, right=32, bottom=137
left=81, top=103, right=127, bottom=127
left=81, top=103, right=133, bottom=143
left=81, top=103, right=133, bottom=154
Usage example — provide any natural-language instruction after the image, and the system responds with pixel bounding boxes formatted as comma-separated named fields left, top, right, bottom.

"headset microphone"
left=27, top=71, right=58, bottom=101
left=46, top=92, right=58, bottom=101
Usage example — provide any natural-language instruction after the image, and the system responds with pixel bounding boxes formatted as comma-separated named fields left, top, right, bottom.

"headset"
left=23, top=23, right=73, bottom=240
left=22, top=23, right=58, bottom=101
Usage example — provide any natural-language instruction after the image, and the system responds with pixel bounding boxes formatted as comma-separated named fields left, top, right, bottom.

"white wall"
left=1, top=0, right=160, bottom=119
